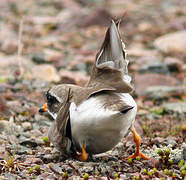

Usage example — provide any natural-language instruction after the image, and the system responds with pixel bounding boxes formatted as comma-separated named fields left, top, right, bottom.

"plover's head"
left=39, top=85, right=69, bottom=119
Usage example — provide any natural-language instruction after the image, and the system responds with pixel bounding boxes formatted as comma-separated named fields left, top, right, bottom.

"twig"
left=68, top=162, right=80, bottom=175
left=17, top=12, right=24, bottom=78
left=48, top=164, right=61, bottom=175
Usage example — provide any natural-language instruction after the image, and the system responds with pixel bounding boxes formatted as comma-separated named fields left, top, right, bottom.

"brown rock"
left=147, top=157, right=160, bottom=168
left=0, top=96, right=11, bottom=118
left=29, top=107, right=39, bottom=116
left=27, top=92, right=45, bottom=105
left=31, top=64, right=60, bottom=83
left=128, top=44, right=159, bottom=57
left=164, top=57, right=183, bottom=73
left=60, top=8, right=111, bottom=33
left=154, top=30, right=186, bottom=55
left=137, top=22, right=153, bottom=32
left=79, top=8, right=111, bottom=27
left=22, top=122, right=32, bottom=131
left=25, top=157, right=43, bottom=165
left=134, top=73, right=181, bottom=96
left=1, top=39, right=17, bottom=54
left=0, top=25, right=17, bottom=54
left=61, top=0, right=81, bottom=11
left=59, top=70, right=89, bottom=87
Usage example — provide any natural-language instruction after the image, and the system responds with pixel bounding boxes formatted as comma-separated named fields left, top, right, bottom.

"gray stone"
left=144, top=85, right=184, bottom=100
left=49, top=163, right=62, bottom=174
left=164, top=136, right=177, bottom=148
left=0, top=83, right=9, bottom=93
left=35, top=138, right=45, bottom=145
left=66, top=167, right=73, bottom=173
left=170, top=144, right=186, bottom=163
left=0, top=56, right=35, bottom=79
left=182, top=145, right=186, bottom=160
left=101, top=167, right=108, bottom=175
left=139, top=61, right=169, bottom=74
left=32, top=53, right=48, bottom=64
left=7, top=101, right=25, bottom=114
left=20, top=139, right=38, bottom=148
left=79, top=166, right=93, bottom=173
left=163, top=102, right=186, bottom=115
left=164, top=57, right=183, bottom=73
left=5, top=173, right=18, bottom=180
left=16, top=145, right=31, bottom=155
left=22, top=122, right=32, bottom=131
left=0, top=120, right=9, bottom=133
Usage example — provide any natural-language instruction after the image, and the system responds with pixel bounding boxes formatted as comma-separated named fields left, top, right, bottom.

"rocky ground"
left=0, top=0, right=185, bottom=179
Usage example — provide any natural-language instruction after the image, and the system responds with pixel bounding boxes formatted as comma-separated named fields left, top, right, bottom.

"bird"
left=39, top=20, right=149, bottom=161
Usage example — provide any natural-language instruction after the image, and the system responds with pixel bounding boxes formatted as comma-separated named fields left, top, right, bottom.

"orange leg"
left=76, top=145, right=88, bottom=162
left=127, top=127, right=149, bottom=160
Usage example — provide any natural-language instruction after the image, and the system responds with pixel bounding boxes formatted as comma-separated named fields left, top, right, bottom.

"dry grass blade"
left=16, top=12, right=24, bottom=78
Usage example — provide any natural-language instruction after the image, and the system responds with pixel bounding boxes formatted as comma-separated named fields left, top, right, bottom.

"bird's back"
left=70, top=91, right=137, bottom=154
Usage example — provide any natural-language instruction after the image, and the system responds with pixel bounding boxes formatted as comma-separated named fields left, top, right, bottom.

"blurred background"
left=0, top=0, right=185, bottom=177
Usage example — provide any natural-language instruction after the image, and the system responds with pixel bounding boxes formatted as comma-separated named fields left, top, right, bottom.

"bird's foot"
left=127, top=151, right=150, bottom=160
left=126, top=127, right=149, bottom=160
left=75, top=146, right=88, bottom=162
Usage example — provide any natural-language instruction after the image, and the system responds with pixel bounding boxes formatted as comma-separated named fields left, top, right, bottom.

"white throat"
left=48, top=110, right=57, bottom=119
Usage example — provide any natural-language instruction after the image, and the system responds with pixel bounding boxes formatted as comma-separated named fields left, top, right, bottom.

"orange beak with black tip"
left=39, top=103, right=48, bottom=113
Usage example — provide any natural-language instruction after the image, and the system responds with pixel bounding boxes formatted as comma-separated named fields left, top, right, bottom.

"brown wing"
left=88, top=20, right=133, bottom=93
left=56, top=88, right=72, bottom=134
left=48, top=88, right=72, bottom=153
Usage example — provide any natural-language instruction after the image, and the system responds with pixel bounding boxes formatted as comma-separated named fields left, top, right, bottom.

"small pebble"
left=22, top=122, right=32, bottom=131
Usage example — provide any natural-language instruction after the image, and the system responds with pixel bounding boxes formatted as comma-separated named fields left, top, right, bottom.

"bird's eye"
left=47, top=94, right=53, bottom=101
left=46, top=93, right=57, bottom=104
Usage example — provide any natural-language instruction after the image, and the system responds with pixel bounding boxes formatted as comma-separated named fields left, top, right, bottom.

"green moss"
left=178, top=160, right=184, bottom=167
left=142, top=169, right=147, bottom=174
left=83, top=173, right=89, bottom=179
left=35, top=165, right=40, bottom=171
left=142, top=125, right=148, bottom=134
left=29, top=168, right=33, bottom=173
left=147, top=171, right=153, bottom=177
left=7, top=157, right=13, bottom=167
left=165, top=148, right=170, bottom=156
left=181, top=169, right=186, bottom=176
left=151, top=108, right=164, bottom=115
left=157, top=149, right=163, bottom=156
left=62, top=172, right=68, bottom=178
left=168, top=159, right=173, bottom=165
left=114, top=173, right=119, bottom=178
left=0, top=77, right=8, bottom=83
left=43, top=136, right=49, bottom=143
left=133, top=176, right=140, bottom=180
left=95, top=171, right=99, bottom=176
left=171, top=172, right=176, bottom=178
left=153, top=168, right=157, bottom=173
left=128, top=158, right=133, bottom=164
left=164, top=169, right=170, bottom=175
left=184, top=163, right=186, bottom=170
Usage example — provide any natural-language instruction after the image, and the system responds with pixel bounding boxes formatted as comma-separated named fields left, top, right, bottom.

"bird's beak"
left=39, top=103, right=48, bottom=113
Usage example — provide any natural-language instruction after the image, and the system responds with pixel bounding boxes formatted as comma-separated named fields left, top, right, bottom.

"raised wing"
left=96, top=20, right=125, bottom=70
left=88, top=20, right=133, bottom=93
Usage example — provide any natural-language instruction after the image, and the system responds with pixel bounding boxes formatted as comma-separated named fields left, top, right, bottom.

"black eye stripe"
left=46, top=92, right=58, bottom=103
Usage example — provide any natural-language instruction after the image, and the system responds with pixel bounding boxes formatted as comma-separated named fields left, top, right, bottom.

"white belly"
left=70, top=93, right=137, bottom=154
